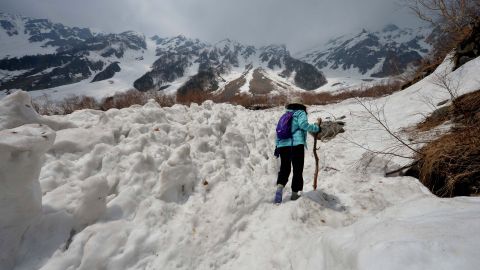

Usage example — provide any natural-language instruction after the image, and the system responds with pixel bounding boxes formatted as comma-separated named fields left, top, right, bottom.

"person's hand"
left=317, top=117, right=322, bottom=126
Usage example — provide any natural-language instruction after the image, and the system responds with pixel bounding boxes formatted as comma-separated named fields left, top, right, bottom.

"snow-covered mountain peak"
left=299, top=24, right=433, bottom=78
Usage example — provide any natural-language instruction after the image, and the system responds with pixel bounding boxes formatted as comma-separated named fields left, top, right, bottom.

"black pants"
left=276, top=145, right=305, bottom=193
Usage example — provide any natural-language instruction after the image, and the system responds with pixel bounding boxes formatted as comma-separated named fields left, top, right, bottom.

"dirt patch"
left=417, top=90, right=480, bottom=131
left=410, top=126, right=480, bottom=197
left=249, top=68, right=274, bottom=95
left=219, top=76, right=246, bottom=100
left=409, top=90, right=480, bottom=197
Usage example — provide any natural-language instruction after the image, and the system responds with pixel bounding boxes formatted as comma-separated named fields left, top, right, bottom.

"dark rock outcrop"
left=454, top=22, right=480, bottom=70
left=177, top=68, right=219, bottom=96
left=0, top=13, right=146, bottom=91
left=91, top=62, right=121, bottom=82
left=283, top=57, right=327, bottom=90
left=301, top=24, right=433, bottom=78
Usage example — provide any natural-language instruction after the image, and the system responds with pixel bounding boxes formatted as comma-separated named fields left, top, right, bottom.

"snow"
left=0, top=124, right=56, bottom=270
left=0, top=91, right=74, bottom=131
left=1, top=56, right=480, bottom=270
left=297, top=25, right=433, bottom=88
left=239, top=68, right=254, bottom=93
left=27, top=39, right=159, bottom=101
left=0, top=14, right=58, bottom=58
left=320, top=196, right=480, bottom=270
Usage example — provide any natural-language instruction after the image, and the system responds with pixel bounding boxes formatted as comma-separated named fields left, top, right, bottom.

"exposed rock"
left=0, top=56, right=104, bottom=90
left=283, top=57, right=327, bottom=90
left=0, top=13, right=146, bottom=91
left=91, top=62, right=121, bottom=82
left=301, top=25, right=433, bottom=78
left=249, top=68, right=274, bottom=95
left=177, top=68, right=219, bottom=96
left=454, top=22, right=480, bottom=70
left=133, top=74, right=155, bottom=92
left=312, top=121, right=346, bottom=141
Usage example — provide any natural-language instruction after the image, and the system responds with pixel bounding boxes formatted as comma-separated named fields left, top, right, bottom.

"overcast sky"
left=1, top=0, right=423, bottom=52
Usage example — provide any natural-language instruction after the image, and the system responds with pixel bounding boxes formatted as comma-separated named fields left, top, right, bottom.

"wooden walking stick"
left=313, top=132, right=320, bottom=190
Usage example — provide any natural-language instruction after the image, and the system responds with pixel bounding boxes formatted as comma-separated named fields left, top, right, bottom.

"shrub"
left=409, top=90, right=480, bottom=197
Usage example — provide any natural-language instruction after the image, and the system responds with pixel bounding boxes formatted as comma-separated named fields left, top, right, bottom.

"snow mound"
left=51, top=127, right=115, bottom=154
left=0, top=124, right=55, bottom=269
left=320, top=197, right=480, bottom=270
left=0, top=91, right=74, bottom=131
left=2, top=56, right=480, bottom=270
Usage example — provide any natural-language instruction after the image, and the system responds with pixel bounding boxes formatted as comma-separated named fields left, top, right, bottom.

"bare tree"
left=408, top=0, right=480, bottom=32
left=430, top=67, right=471, bottom=118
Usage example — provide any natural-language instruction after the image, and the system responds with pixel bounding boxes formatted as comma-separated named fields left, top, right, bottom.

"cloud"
left=1, top=0, right=422, bottom=51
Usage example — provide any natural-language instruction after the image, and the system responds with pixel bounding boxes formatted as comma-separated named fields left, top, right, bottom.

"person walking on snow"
left=274, top=97, right=322, bottom=204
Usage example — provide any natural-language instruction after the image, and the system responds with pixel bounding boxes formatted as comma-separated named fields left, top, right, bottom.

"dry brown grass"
left=100, top=90, right=178, bottom=110
left=416, top=105, right=452, bottom=131
left=411, top=90, right=480, bottom=197
left=33, top=95, right=100, bottom=115
left=249, top=68, right=274, bottom=95
left=416, top=126, right=480, bottom=197
left=452, top=89, right=480, bottom=122
left=298, top=81, right=403, bottom=105
left=33, top=80, right=403, bottom=115
left=417, top=90, right=480, bottom=131
left=33, top=90, right=177, bottom=115
left=176, top=90, right=214, bottom=105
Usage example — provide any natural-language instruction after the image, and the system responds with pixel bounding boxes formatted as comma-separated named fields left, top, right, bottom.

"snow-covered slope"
left=1, top=51, right=480, bottom=270
left=134, top=36, right=326, bottom=96
left=0, top=12, right=148, bottom=95
left=0, top=13, right=326, bottom=100
left=299, top=24, right=433, bottom=81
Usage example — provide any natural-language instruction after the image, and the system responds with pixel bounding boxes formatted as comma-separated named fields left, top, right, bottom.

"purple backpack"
left=276, top=111, right=295, bottom=140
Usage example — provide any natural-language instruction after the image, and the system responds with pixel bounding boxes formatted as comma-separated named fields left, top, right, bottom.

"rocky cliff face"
left=135, top=37, right=327, bottom=94
left=299, top=24, right=433, bottom=78
left=0, top=13, right=145, bottom=91
left=0, top=13, right=326, bottom=97
left=454, top=23, right=480, bottom=70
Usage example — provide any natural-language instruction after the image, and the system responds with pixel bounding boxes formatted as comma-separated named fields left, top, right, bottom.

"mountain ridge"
left=0, top=13, right=327, bottom=97
left=0, top=13, right=435, bottom=100
left=298, top=24, right=433, bottom=78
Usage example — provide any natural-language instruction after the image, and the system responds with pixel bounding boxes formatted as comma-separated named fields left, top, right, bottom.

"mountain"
left=0, top=13, right=147, bottom=92
left=135, top=36, right=326, bottom=96
left=298, top=24, right=433, bottom=78
left=0, top=13, right=326, bottom=99
left=2, top=55, right=480, bottom=270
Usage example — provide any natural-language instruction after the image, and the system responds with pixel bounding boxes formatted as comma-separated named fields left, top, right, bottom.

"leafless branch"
left=354, top=97, right=423, bottom=155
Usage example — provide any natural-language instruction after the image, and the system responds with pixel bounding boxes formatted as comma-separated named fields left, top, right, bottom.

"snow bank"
left=0, top=91, right=74, bottom=131
left=320, top=197, right=480, bottom=270
left=0, top=124, right=55, bottom=270
left=2, top=57, right=480, bottom=270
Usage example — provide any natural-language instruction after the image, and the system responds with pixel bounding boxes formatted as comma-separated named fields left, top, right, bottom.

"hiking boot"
left=291, top=192, right=301, bottom=201
left=274, top=185, right=284, bottom=204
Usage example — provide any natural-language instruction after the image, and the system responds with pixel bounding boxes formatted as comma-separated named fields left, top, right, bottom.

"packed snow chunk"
left=51, top=127, right=115, bottom=154
left=73, top=175, right=109, bottom=231
left=0, top=91, right=74, bottom=131
left=320, top=197, right=480, bottom=270
left=155, top=143, right=198, bottom=203
left=0, top=124, right=55, bottom=270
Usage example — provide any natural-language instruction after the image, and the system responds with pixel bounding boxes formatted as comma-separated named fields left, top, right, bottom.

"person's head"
left=286, top=96, right=307, bottom=112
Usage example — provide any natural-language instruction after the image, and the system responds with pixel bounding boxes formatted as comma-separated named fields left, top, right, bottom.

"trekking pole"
left=313, top=132, right=320, bottom=190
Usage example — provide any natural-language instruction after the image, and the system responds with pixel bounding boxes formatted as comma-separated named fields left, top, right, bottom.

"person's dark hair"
left=286, top=103, right=307, bottom=114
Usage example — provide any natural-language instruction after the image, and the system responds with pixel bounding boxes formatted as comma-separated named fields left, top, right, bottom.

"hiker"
left=274, top=97, right=321, bottom=203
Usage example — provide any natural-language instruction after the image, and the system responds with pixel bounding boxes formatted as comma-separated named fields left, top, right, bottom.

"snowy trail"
left=3, top=57, right=480, bottom=270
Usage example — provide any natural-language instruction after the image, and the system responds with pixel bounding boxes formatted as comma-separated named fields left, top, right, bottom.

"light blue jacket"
left=276, top=109, right=320, bottom=148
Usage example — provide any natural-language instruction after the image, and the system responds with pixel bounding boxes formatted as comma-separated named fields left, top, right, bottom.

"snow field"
left=0, top=123, right=56, bottom=270
left=1, top=56, right=480, bottom=270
